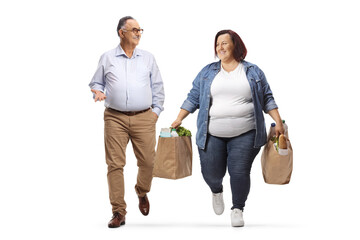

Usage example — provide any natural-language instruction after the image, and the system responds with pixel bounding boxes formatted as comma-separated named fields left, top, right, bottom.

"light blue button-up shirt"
left=89, top=44, right=165, bottom=116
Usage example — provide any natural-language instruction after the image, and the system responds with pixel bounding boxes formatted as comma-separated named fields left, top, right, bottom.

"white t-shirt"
left=208, top=63, right=255, bottom=137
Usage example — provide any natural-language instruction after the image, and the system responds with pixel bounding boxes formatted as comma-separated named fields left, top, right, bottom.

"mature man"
left=89, top=16, right=165, bottom=228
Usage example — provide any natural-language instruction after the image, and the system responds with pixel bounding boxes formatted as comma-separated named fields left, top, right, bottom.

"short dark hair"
left=214, top=30, right=247, bottom=62
left=117, top=16, right=134, bottom=36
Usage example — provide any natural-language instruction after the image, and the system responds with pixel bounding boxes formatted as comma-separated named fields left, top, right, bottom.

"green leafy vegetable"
left=173, top=126, right=192, bottom=137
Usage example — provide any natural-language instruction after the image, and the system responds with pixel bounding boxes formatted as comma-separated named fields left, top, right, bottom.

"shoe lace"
left=140, top=196, right=148, bottom=204
left=112, top=212, right=120, bottom=220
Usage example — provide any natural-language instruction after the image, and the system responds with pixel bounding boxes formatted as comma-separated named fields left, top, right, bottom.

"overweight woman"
left=171, top=30, right=284, bottom=227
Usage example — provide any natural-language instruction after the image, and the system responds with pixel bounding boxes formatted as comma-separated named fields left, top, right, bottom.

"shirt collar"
left=213, top=60, right=254, bottom=72
left=115, top=44, right=142, bottom=58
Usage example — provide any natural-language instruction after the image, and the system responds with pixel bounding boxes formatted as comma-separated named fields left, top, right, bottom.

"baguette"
left=279, top=134, right=287, bottom=149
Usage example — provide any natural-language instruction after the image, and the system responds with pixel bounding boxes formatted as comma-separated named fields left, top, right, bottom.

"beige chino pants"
left=104, top=108, right=156, bottom=216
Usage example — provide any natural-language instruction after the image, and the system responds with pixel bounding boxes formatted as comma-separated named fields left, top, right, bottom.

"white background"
left=1, top=0, right=359, bottom=239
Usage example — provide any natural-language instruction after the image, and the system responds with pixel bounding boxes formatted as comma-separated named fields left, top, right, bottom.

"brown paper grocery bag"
left=261, top=128, right=293, bottom=184
left=153, top=136, right=192, bottom=179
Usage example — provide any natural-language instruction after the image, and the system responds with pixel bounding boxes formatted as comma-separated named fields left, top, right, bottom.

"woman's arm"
left=171, top=67, right=205, bottom=128
left=171, top=109, right=190, bottom=129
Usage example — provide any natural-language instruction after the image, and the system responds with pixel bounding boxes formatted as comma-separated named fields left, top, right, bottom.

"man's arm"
left=89, top=55, right=106, bottom=102
left=150, top=58, right=165, bottom=116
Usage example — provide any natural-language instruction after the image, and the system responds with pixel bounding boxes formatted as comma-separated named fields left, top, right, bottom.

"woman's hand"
left=171, top=109, right=190, bottom=129
left=268, top=108, right=284, bottom=137
left=275, top=122, right=285, bottom=137
left=171, top=119, right=182, bottom=129
left=171, top=109, right=189, bottom=128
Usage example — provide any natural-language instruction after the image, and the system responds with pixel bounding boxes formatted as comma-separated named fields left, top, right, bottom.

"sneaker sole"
left=231, top=221, right=244, bottom=227
left=214, top=209, right=224, bottom=215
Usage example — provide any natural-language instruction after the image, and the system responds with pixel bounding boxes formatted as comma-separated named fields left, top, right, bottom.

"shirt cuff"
left=152, top=107, right=161, bottom=116
left=181, top=100, right=197, bottom=113
left=264, top=102, right=278, bottom=113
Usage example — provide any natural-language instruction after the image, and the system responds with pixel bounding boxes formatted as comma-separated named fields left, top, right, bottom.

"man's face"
left=119, top=19, right=141, bottom=46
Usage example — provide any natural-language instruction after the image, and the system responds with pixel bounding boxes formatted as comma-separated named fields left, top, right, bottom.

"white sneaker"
left=231, top=208, right=244, bottom=227
left=212, top=192, right=224, bottom=215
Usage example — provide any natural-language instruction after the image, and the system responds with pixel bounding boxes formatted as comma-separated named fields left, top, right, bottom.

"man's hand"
left=152, top=112, right=158, bottom=122
left=91, top=89, right=106, bottom=102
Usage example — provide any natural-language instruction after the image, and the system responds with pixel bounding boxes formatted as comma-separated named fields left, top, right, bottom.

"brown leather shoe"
left=108, top=212, right=125, bottom=228
left=138, top=194, right=150, bottom=216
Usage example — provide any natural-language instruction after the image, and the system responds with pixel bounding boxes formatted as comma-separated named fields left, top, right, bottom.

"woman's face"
left=216, top=34, right=235, bottom=62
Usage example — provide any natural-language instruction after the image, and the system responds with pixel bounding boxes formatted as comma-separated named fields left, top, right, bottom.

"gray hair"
left=117, top=16, right=134, bottom=36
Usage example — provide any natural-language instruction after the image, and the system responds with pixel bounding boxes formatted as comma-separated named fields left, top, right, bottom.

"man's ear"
left=118, top=29, right=124, bottom=38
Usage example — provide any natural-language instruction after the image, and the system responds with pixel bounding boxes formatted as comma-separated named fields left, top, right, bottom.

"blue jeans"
left=198, top=130, right=260, bottom=210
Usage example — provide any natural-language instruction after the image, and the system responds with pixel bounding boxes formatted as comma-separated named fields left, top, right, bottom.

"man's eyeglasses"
left=122, top=28, right=144, bottom=34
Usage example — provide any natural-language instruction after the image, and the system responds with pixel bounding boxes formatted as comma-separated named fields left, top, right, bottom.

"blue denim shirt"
left=181, top=60, right=278, bottom=149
